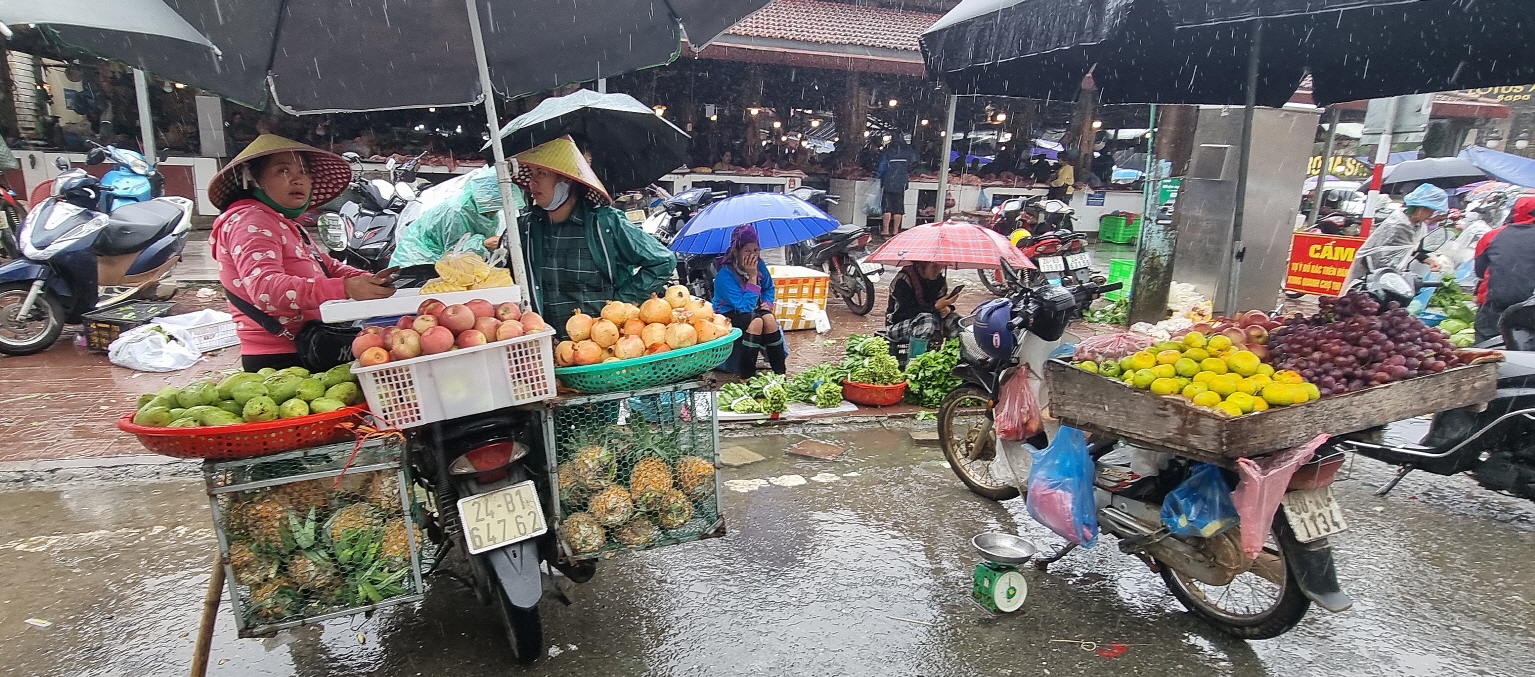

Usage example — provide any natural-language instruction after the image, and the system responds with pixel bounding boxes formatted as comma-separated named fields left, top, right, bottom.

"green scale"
left=970, top=533, right=1038, bottom=613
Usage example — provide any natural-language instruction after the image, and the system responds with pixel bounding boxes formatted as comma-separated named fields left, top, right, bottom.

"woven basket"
left=554, top=329, right=741, bottom=394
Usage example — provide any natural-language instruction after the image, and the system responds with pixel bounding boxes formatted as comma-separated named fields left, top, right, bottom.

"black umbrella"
left=490, top=90, right=690, bottom=193
left=1380, top=157, right=1488, bottom=192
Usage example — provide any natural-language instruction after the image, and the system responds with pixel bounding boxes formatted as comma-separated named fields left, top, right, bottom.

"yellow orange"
left=1226, top=392, right=1256, bottom=413
left=1257, top=363, right=1275, bottom=377
left=1193, top=371, right=1217, bottom=384
left=1150, top=378, right=1181, bottom=395
left=1132, top=369, right=1157, bottom=389
left=1235, top=378, right=1259, bottom=396
left=1274, top=369, right=1305, bottom=385
left=1251, top=397, right=1270, bottom=412
left=1174, top=358, right=1202, bottom=378
left=1208, top=335, right=1234, bottom=351
left=1182, top=331, right=1208, bottom=349
left=1216, top=401, right=1245, bottom=417
left=1208, top=374, right=1239, bottom=397
left=1152, top=364, right=1177, bottom=379
left=1192, top=391, right=1223, bottom=408
left=1200, top=358, right=1229, bottom=375
left=1301, top=382, right=1321, bottom=401
left=1184, top=347, right=1211, bottom=362
left=1128, top=352, right=1157, bottom=372
left=1261, top=384, right=1295, bottom=406
left=1227, top=350, right=1261, bottom=377
left=1156, top=349, right=1185, bottom=365
left=1182, top=383, right=1209, bottom=398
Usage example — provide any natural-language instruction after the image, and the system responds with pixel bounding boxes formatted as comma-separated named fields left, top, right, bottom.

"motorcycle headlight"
left=128, top=157, right=151, bottom=175
left=317, top=212, right=349, bottom=250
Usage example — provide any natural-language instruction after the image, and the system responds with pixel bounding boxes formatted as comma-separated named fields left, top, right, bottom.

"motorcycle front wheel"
left=836, top=257, right=875, bottom=315
left=0, top=282, right=64, bottom=356
left=938, top=386, right=1022, bottom=501
left=1158, top=517, right=1312, bottom=640
left=977, top=268, right=1012, bottom=296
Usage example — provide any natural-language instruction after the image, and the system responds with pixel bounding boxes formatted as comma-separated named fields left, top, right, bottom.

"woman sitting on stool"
left=713, top=225, right=786, bottom=378
left=886, top=261, right=962, bottom=357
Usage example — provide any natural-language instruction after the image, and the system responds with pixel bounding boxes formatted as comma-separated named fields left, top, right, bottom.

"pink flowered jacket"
left=211, top=199, right=370, bottom=355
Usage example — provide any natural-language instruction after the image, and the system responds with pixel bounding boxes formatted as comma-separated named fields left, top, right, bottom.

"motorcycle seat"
left=94, top=200, right=182, bottom=256
left=815, top=223, right=865, bottom=242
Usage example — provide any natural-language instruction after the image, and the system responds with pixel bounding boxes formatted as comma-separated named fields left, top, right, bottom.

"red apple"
left=1245, top=325, right=1269, bottom=345
left=396, top=314, right=417, bottom=330
left=361, top=326, right=383, bottom=336
left=380, top=326, right=399, bottom=344
left=413, top=314, right=439, bottom=333
left=473, top=316, right=501, bottom=337
left=495, top=320, right=525, bottom=341
left=389, top=329, right=423, bottom=360
left=351, top=332, right=386, bottom=358
left=417, top=299, right=447, bottom=317
left=494, top=302, right=522, bottom=322
left=439, top=304, right=476, bottom=333
left=456, top=329, right=487, bottom=348
left=1220, top=327, right=1248, bottom=346
left=358, top=346, right=391, bottom=367
left=1248, top=343, right=1271, bottom=361
left=419, top=326, right=455, bottom=355
left=519, top=311, right=546, bottom=333
left=1239, top=310, right=1271, bottom=328
left=466, top=299, right=495, bottom=319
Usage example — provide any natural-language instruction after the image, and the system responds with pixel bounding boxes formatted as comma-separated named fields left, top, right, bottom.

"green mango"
left=263, top=373, right=303, bottom=404
left=143, top=396, right=177, bottom=412
left=184, top=406, right=224, bottom=425
left=243, top=396, right=279, bottom=423
left=168, top=417, right=202, bottom=427
left=230, top=381, right=269, bottom=406
left=216, top=373, right=265, bottom=401
left=279, top=366, right=312, bottom=379
left=278, top=398, right=311, bottom=418
left=324, top=382, right=363, bottom=407
left=202, top=410, right=245, bottom=426
left=168, top=408, right=187, bottom=420
left=257, top=367, right=277, bottom=377
left=216, top=400, right=244, bottom=416
left=176, top=382, right=219, bottom=409
left=156, top=385, right=182, bottom=400
left=309, top=397, right=345, bottom=414
left=132, top=406, right=175, bottom=427
left=136, top=393, right=158, bottom=409
left=295, top=378, right=327, bottom=402
left=321, top=363, right=357, bottom=389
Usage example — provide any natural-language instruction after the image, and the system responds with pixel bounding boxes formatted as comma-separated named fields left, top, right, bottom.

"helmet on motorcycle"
left=1027, top=285, right=1077, bottom=342
left=1009, top=228, right=1032, bottom=247
left=973, top=298, right=1016, bottom=360
left=53, top=170, right=102, bottom=211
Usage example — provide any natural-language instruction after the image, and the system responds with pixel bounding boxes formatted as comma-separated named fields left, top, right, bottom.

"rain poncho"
left=389, top=167, right=526, bottom=268
left=1350, top=185, right=1449, bottom=280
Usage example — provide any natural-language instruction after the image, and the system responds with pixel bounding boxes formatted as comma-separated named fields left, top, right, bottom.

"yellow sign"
left=1457, top=85, right=1535, bottom=103
left=1308, top=155, right=1370, bottom=179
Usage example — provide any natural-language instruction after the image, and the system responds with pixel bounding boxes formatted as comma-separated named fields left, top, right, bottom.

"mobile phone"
left=948, top=284, right=965, bottom=297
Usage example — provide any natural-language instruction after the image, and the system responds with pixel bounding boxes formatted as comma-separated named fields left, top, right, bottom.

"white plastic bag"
left=108, top=324, right=202, bottom=372
left=800, top=302, right=832, bottom=334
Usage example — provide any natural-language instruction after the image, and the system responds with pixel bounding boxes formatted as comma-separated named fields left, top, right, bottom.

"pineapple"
left=249, top=577, right=300, bottom=622
left=227, top=542, right=279, bottom=586
left=380, top=518, right=420, bottom=567
left=557, top=460, right=588, bottom=508
left=675, top=456, right=716, bottom=500
left=240, top=497, right=289, bottom=553
left=652, top=489, right=694, bottom=529
left=588, top=485, right=634, bottom=527
left=570, top=444, right=617, bottom=492
left=612, top=517, right=658, bottom=547
left=629, top=456, right=674, bottom=495
left=287, top=551, right=338, bottom=592
left=563, top=512, right=607, bottom=554
left=325, top=502, right=386, bottom=544
left=267, top=479, right=332, bottom=515
left=366, top=473, right=403, bottom=513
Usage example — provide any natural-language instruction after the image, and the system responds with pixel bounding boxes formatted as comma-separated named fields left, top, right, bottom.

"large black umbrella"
left=490, top=90, right=690, bottom=193
left=1380, top=157, right=1488, bottom=192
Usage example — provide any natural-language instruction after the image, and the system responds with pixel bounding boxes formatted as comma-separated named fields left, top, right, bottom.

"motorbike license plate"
left=1065, top=252, right=1092, bottom=269
left=1280, top=486, right=1347, bottom=543
left=1037, top=256, right=1066, bottom=272
left=457, top=481, right=547, bottom=555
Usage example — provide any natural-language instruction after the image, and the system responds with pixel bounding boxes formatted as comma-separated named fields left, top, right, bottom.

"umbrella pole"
left=466, top=0, right=528, bottom=290
left=1359, top=96, right=1400, bottom=240
left=133, top=69, right=156, bottom=163
left=936, top=94, right=957, bottom=221
left=1226, top=18, right=1263, bottom=317
left=1308, top=107, right=1342, bottom=229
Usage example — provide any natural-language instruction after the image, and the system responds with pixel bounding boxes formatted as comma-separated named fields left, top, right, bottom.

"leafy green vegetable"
left=730, top=397, right=762, bottom=413
left=903, top=341, right=961, bottom=408
left=850, top=353, right=903, bottom=385
left=1428, top=277, right=1469, bottom=310
left=761, top=384, right=788, bottom=414
left=813, top=382, right=843, bottom=408
left=1438, top=318, right=1470, bottom=335
left=914, top=410, right=937, bottom=421
left=1083, top=297, right=1128, bottom=325
left=1446, top=301, right=1476, bottom=325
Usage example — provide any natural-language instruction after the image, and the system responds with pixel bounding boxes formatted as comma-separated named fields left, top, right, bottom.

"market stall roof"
left=688, top=0, right=939, bottom=76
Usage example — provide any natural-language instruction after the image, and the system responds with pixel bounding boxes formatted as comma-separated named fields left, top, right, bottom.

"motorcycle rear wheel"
left=837, top=258, right=875, bottom=316
left=1158, top=519, right=1312, bottom=640
left=938, top=386, right=1022, bottom=501
left=493, top=577, right=545, bottom=663
left=0, top=282, right=64, bottom=356
left=977, top=268, right=1011, bottom=296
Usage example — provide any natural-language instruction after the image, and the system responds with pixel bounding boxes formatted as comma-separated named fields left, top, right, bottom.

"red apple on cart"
left=413, top=314, right=439, bottom=333
left=440, top=304, right=476, bottom=333
left=420, top=326, right=455, bottom=355
left=466, top=299, right=495, bottom=318
left=456, top=329, right=487, bottom=348
left=473, top=316, right=501, bottom=338
left=418, top=298, right=447, bottom=317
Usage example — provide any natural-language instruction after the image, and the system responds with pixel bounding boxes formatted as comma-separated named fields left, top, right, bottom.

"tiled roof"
left=723, top=0, right=943, bottom=52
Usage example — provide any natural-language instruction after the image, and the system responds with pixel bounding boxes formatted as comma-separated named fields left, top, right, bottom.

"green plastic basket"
left=1105, top=259, right=1135, bottom=301
left=554, top=329, right=741, bottom=394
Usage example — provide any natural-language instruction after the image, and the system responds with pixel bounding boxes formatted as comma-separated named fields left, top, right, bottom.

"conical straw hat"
left=208, top=134, right=352, bottom=211
left=510, top=136, right=611, bottom=205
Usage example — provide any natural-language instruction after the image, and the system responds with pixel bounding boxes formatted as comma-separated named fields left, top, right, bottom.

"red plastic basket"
left=841, top=380, right=908, bottom=407
left=116, top=406, right=368, bottom=460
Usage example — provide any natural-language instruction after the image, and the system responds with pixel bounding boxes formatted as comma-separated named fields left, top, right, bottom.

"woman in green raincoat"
left=390, top=166, right=525, bottom=273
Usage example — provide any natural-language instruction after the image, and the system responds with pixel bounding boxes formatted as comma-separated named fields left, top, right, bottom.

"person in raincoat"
left=1348, top=183, right=1449, bottom=282
left=1473, top=196, right=1535, bottom=342
left=389, top=165, right=525, bottom=274
left=512, top=137, right=675, bottom=332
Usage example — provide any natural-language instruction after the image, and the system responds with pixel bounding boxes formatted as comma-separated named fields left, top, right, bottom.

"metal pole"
left=597, top=78, right=607, bottom=94
left=1308, top=107, right=1342, bottom=229
left=936, top=94, right=957, bottom=221
left=466, top=0, right=526, bottom=288
left=1359, top=95, right=1400, bottom=240
left=1226, top=19, right=1262, bottom=317
left=133, top=69, right=157, bottom=162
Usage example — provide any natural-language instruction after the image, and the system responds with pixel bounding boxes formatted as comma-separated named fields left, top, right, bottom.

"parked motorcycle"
left=783, top=187, right=876, bottom=316
left=937, top=271, right=1350, bottom=639
left=85, top=141, right=167, bottom=211
left=978, top=197, right=1095, bottom=296
left=641, top=186, right=728, bottom=299
left=0, top=159, right=191, bottom=355
left=312, top=152, right=427, bottom=272
left=0, top=176, right=25, bottom=261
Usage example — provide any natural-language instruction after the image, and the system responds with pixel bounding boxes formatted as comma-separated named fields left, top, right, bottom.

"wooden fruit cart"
left=1044, top=358, right=1499, bottom=465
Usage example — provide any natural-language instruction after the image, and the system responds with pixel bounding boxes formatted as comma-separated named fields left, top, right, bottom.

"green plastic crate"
left=1105, top=259, right=1135, bottom=301
left=1099, top=215, right=1140, bottom=244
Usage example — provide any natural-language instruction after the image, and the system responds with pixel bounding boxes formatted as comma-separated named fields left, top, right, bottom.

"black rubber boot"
left=761, top=332, right=787, bottom=375
left=738, top=333, right=761, bottom=379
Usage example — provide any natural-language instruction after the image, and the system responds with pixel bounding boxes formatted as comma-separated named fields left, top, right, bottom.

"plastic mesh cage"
left=543, top=381, right=723, bottom=560
left=553, top=329, right=740, bottom=394
left=81, top=300, right=177, bottom=352
left=203, top=437, right=426, bottom=638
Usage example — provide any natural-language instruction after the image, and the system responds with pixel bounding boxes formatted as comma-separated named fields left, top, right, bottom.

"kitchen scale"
left=970, top=533, right=1038, bottom=613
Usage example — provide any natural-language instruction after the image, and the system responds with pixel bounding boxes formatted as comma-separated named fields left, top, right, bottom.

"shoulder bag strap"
left=224, top=289, right=296, bottom=340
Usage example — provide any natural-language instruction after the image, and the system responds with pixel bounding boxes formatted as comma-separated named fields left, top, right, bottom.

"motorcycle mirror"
left=54, top=157, right=70, bottom=171
left=342, top=152, right=362, bottom=162
left=385, top=157, right=397, bottom=171
left=157, top=147, right=170, bottom=163
left=86, top=148, right=107, bottom=165
left=402, top=168, right=417, bottom=182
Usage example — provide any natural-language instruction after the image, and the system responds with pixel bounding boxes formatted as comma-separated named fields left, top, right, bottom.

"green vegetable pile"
left=1427, top=278, right=1476, bottom=326
left=844, top=334, right=904, bottom=386
left=813, top=382, right=843, bottom=408
left=1082, top=297, right=1129, bottom=325
left=903, top=340, right=962, bottom=407
left=719, top=374, right=790, bottom=414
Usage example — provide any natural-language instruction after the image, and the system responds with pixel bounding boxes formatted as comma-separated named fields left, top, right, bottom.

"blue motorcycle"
left=85, top=142, right=165, bottom=211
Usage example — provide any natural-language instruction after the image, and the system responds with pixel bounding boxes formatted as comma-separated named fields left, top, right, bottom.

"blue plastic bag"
left=1025, top=427, right=1099, bottom=547
left=1160, top=463, right=1239, bottom=538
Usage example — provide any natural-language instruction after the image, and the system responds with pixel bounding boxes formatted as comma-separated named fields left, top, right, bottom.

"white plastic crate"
left=318, top=285, right=524, bottom=323
left=351, top=329, right=556, bottom=428
left=183, top=319, right=239, bottom=352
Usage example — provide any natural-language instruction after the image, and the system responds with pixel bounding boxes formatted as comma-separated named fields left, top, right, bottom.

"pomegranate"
left=494, top=302, right=522, bottom=322
left=572, top=340, right=603, bottom=365
left=601, top=300, right=630, bottom=325
left=614, top=335, right=645, bottom=359
left=419, top=326, right=455, bottom=355
left=358, top=346, right=391, bottom=366
left=691, top=318, right=719, bottom=343
left=495, top=320, right=525, bottom=341
left=665, top=322, right=698, bottom=349
left=664, top=284, right=690, bottom=309
left=566, top=308, right=595, bottom=341
left=692, top=301, right=715, bottom=323
left=639, top=295, right=673, bottom=325
left=640, top=322, right=668, bottom=347
left=645, top=342, right=671, bottom=355
left=621, top=318, right=646, bottom=336
left=590, top=318, right=620, bottom=348
left=519, top=311, right=546, bottom=333
left=412, top=314, right=438, bottom=333
left=555, top=340, right=576, bottom=366
left=352, top=332, right=386, bottom=358
left=439, top=304, right=477, bottom=333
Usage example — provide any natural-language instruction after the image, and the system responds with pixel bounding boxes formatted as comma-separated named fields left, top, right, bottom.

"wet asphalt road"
left=2, top=421, right=1533, bottom=677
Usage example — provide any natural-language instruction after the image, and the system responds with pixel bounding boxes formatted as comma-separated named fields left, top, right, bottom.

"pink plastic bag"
left=995, top=367, right=1041, bottom=441
left=1073, top=333, right=1155, bottom=363
left=1231, top=434, right=1330, bottom=559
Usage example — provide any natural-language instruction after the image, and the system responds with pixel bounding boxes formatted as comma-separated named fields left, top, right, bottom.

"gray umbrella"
left=1381, top=157, right=1488, bottom=192
left=490, top=90, right=690, bottom=192
left=0, top=0, right=217, bottom=50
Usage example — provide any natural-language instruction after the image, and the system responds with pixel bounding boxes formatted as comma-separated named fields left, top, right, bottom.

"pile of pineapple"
left=221, top=469, right=421, bottom=627
left=557, top=421, right=717, bottom=556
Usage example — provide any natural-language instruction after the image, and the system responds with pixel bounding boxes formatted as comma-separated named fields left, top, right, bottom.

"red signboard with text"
left=1284, top=232, right=1366, bottom=296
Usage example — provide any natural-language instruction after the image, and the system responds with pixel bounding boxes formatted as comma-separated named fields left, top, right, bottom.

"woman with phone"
left=885, top=261, right=962, bottom=357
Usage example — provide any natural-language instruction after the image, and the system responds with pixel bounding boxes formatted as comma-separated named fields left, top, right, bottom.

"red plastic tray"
left=842, top=380, right=908, bottom=407
left=116, top=406, right=368, bottom=460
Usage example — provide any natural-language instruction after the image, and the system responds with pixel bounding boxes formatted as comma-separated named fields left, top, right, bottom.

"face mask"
left=541, top=180, right=571, bottom=211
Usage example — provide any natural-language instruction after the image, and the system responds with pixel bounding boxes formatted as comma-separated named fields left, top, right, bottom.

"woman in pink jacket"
left=208, top=135, right=395, bottom=372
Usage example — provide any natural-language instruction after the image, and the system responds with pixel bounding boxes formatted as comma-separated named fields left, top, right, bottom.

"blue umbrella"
left=668, top=192, right=840, bottom=255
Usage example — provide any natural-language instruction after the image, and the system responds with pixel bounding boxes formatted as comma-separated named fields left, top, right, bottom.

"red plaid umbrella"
left=865, top=221, right=1035, bottom=270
